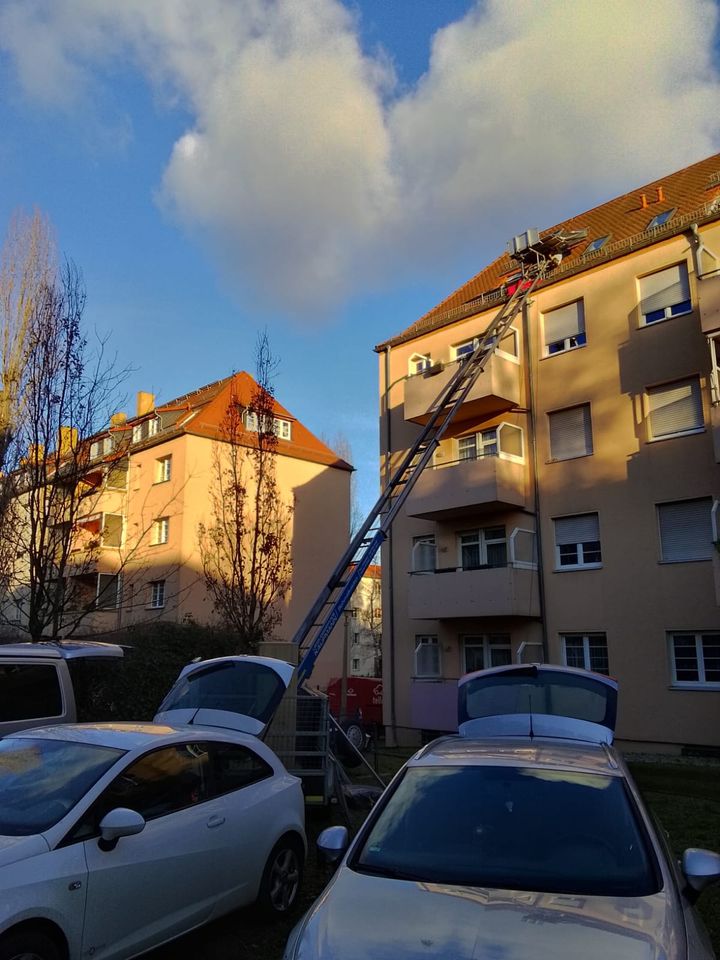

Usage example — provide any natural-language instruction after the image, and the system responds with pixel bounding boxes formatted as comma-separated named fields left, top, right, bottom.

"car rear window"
left=353, top=764, right=660, bottom=897
left=0, top=738, right=125, bottom=835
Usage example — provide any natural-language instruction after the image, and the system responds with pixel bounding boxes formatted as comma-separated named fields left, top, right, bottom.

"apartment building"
left=347, top=563, right=382, bottom=678
left=377, top=152, right=720, bottom=750
left=35, top=372, right=352, bottom=686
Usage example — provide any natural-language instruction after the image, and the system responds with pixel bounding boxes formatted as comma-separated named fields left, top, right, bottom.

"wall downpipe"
left=522, top=299, right=549, bottom=662
left=383, top=345, right=397, bottom=743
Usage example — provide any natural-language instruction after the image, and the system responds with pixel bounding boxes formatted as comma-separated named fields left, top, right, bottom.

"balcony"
left=408, top=564, right=540, bottom=620
left=700, top=274, right=720, bottom=335
left=406, top=454, right=527, bottom=520
left=404, top=354, right=521, bottom=425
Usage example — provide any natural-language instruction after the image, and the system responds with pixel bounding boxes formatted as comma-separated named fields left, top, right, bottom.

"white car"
left=0, top=655, right=305, bottom=960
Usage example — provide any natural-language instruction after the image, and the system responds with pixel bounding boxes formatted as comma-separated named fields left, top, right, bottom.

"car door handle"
left=207, top=815, right=226, bottom=829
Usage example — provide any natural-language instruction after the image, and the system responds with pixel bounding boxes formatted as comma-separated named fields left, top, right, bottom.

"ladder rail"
left=294, top=262, right=548, bottom=684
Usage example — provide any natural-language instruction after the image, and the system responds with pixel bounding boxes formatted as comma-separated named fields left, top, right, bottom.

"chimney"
left=640, top=194, right=649, bottom=209
left=136, top=392, right=155, bottom=417
left=58, top=426, right=78, bottom=457
left=657, top=185, right=665, bottom=203
left=110, top=412, right=127, bottom=428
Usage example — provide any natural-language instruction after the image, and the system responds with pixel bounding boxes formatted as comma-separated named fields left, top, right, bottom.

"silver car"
left=285, top=665, right=720, bottom=960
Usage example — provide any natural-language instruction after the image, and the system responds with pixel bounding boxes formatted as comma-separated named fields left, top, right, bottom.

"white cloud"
left=2, top=0, right=719, bottom=317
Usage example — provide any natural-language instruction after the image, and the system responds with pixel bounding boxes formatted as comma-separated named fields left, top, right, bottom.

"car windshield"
left=0, top=738, right=125, bottom=836
left=353, top=764, right=659, bottom=897
left=157, top=661, right=284, bottom=724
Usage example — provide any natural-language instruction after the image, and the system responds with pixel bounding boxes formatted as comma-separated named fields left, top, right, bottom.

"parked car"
left=0, top=640, right=125, bottom=737
left=0, top=655, right=305, bottom=960
left=285, top=664, right=720, bottom=960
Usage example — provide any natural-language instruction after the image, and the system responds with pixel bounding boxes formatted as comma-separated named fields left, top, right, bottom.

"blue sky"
left=1, top=0, right=720, bottom=519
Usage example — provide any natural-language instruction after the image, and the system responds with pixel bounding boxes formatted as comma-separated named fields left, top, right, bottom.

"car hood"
left=0, top=834, right=49, bottom=868
left=292, top=869, right=684, bottom=960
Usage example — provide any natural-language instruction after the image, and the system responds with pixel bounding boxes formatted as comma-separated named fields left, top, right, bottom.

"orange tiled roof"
left=377, top=152, right=720, bottom=350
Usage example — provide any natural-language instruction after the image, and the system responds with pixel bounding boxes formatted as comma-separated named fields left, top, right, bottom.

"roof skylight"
left=646, top=208, right=676, bottom=230
left=585, top=235, right=610, bottom=254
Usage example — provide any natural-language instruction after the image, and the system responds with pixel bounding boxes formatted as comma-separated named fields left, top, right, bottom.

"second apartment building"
left=377, top=152, right=720, bottom=750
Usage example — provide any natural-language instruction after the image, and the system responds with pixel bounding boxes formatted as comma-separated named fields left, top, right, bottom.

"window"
left=459, top=526, right=507, bottom=569
left=132, top=418, right=158, bottom=443
left=554, top=513, right=602, bottom=569
left=638, top=263, right=691, bottom=324
left=152, top=517, right=169, bottom=545
left=658, top=498, right=712, bottom=562
left=543, top=300, right=586, bottom=355
left=415, top=636, right=440, bottom=678
left=669, top=632, right=720, bottom=687
left=352, top=658, right=360, bottom=672
left=452, top=339, right=476, bottom=361
left=585, top=235, right=610, bottom=254
left=90, top=436, right=113, bottom=460
left=274, top=418, right=292, bottom=440
left=408, top=353, right=431, bottom=376
left=150, top=580, right=166, bottom=609
left=0, top=664, right=62, bottom=722
left=208, top=742, right=272, bottom=795
left=101, top=514, right=123, bottom=548
left=155, top=455, right=172, bottom=483
left=457, top=423, right=524, bottom=462
left=412, top=535, right=436, bottom=573
left=646, top=208, right=676, bottom=231
left=647, top=378, right=703, bottom=439
left=96, top=574, right=120, bottom=610
left=463, top=634, right=512, bottom=673
left=549, top=404, right=593, bottom=460
left=562, top=634, right=609, bottom=675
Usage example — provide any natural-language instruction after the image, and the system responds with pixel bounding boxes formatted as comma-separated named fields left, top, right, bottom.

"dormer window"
left=90, top=436, right=113, bottom=459
left=646, top=208, right=676, bottom=231
left=244, top=410, right=292, bottom=440
left=408, top=353, right=431, bottom=376
left=132, top=418, right=159, bottom=443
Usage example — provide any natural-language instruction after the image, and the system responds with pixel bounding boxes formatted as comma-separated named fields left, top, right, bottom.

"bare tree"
left=0, top=259, right=128, bottom=639
left=198, top=333, right=293, bottom=652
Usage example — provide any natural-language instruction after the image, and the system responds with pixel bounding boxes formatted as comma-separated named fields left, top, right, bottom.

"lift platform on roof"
left=291, top=229, right=575, bottom=686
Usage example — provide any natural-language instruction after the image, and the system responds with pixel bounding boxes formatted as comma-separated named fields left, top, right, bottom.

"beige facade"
left=35, top=374, right=351, bottom=687
left=378, top=156, right=720, bottom=749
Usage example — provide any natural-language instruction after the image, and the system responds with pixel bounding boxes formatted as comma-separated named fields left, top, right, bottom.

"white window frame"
left=458, top=526, right=507, bottom=570
left=155, top=455, right=172, bottom=484
left=646, top=378, right=704, bottom=441
left=553, top=513, right=602, bottom=570
left=411, top=535, right=436, bottom=573
left=408, top=352, right=431, bottom=376
left=495, top=327, right=520, bottom=362
left=152, top=516, right=169, bottom=546
left=668, top=631, right=720, bottom=689
left=456, top=423, right=524, bottom=464
left=638, top=262, right=691, bottom=326
left=149, top=580, right=166, bottom=610
left=452, top=338, right=477, bottom=362
left=132, top=418, right=159, bottom=444
left=90, top=436, right=113, bottom=460
left=561, top=633, right=609, bottom=675
left=462, top=634, right=512, bottom=673
left=657, top=498, right=713, bottom=562
left=414, top=635, right=440, bottom=679
left=274, top=418, right=292, bottom=440
left=542, top=300, right=586, bottom=356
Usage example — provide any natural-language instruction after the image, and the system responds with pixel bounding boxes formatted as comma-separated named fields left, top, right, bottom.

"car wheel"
left=342, top=720, right=365, bottom=752
left=0, top=930, right=61, bottom=960
left=258, top=837, right=304, bottom=915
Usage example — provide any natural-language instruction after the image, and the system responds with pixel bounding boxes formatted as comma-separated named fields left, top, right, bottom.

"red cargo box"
left=326, top=676, right=383, bottom=727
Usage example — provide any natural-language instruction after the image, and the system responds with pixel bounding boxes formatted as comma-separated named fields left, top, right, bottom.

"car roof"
left=0, top=640, right=124, bottom=660
left=411, top=735, right=622, bottom=777
left=9, top=722, right=259, bottom=752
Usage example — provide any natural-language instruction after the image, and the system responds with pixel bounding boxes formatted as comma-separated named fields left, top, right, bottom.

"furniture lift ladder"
left=294, top=251, right=556, bottom=685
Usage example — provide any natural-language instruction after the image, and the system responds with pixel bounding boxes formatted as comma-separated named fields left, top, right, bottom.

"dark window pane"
left=673, top=635, right=699, bottom=681
left=670, top=300, right=691, bottom=316
left=209, top=742, right=272, bottom=795
left=559, top=544, right=579, bottom=565
left=701, top=634, right=720, bottom=682
left=582, top=541, right=602, bottom=564
left=0, top=664, right=62, bottom=722
left=645, top=308, right=665, bottom=324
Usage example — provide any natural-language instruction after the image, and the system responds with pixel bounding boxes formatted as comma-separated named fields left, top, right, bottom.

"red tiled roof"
left=377, top=152, right=720, bottom=350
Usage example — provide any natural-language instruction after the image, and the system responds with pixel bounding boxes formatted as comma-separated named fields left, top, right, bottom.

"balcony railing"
left=406, top=452, right=527, bottom=519
left=404, top=353, right=521, bottom=425
left=408, top=561, right=540, bottom=619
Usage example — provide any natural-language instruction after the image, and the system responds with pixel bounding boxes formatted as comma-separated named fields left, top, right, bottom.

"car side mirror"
left=98, top=808, right=146, bottom=852
left=682, top=848, right=720, bottom=893
left=317, top=826, right=349, bottom=865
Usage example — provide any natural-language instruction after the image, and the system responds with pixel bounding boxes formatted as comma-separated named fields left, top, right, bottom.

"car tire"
left=0, top=929, right=61, bottom=960
left=342, top=720, right=365, bottom=752
left=257, top=836, right=304, bottom=916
